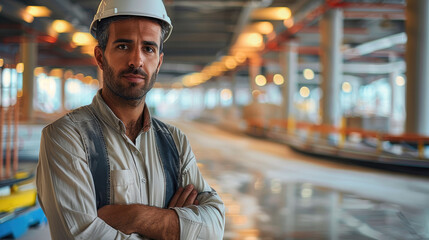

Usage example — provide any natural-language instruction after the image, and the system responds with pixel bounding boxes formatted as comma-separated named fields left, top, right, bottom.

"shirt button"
left=141, top=178, right=146, bottom=183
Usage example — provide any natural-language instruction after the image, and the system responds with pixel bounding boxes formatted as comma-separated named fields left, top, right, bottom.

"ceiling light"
left=20, top=10, right=34, bottom=23
left=300, top=86, right=310, bottom=98
left=255, top=75, right=267, bottom=86
left=234, top=52, right=247, bottom=63
left=342, top=82, right=352, bottom=93
left=26, top=6, right=51, bottom=17
left=90, top=79, right=100, bottom=87
left=52, top=20, right=73, bottom=33
left=303, top=68, right=314, bottom=80
left=64, top=70, right=74, bottom=80
left=273, top=74, right=284, bottom=85
left=283, top=18, right=294, bottom=28
left=252, top=7, right=291, bottom=20
left=34, top=67, right=45, bottom=76
left=16, top=63, right=24, bottom=73
left=72, top=32, right=95, bottom=46
left=254, top=22, right=273, bottom=35
left=396, top=76, right=405, bottom=86
left=239, top=32, right=263, bottom=48
left=50, top=68, right=63, bottom=78
left=75, top=73, right=84, bottom=81
left=224, top=56, right=237, bottom=70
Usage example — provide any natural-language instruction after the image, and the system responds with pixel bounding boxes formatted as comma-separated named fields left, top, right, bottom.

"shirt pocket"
left=111, top=170, right=140, bottom=204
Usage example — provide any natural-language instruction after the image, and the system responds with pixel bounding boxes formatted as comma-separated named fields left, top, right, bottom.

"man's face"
left=95, top=17, right=164, bottom=102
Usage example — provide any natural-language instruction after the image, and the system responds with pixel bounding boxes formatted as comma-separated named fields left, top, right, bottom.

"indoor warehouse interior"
left=1, top=0, right=429, bottom=239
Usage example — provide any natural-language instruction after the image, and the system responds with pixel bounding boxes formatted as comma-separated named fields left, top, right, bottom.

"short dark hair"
left=95, top=16, right=169, bottom=53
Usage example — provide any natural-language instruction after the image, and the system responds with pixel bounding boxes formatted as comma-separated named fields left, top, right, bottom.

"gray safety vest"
left=68, top=105, right=180, bottom=209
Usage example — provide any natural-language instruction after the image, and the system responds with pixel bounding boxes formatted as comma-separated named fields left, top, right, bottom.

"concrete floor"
left=8, top=120, right=429, bottom=239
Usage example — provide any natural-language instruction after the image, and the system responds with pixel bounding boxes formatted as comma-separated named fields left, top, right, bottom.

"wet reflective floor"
left=173, top=120, right=429, bottom=240
left=10, top=120, right=429, bottom=240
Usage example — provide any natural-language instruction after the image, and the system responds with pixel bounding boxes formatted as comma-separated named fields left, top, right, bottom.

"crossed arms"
left=98, top=184, right=199, bottom=240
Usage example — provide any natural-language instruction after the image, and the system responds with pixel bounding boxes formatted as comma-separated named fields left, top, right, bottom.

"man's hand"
left=98, top=204, right=139, bottom=235
left=168, top=184, right=199, bottom=208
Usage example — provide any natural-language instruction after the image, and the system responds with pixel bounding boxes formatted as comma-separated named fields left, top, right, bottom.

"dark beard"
left=102, top=56, right=158, bottom=103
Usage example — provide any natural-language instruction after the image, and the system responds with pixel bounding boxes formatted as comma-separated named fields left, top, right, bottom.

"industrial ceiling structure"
left=0, top=0, right=406, bottom=86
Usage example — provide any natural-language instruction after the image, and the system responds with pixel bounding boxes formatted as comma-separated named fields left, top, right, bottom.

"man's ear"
left=94, top=46, right=104, bottom=70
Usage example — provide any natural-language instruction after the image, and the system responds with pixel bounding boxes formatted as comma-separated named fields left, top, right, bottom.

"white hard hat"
left=90, top=0, right=173, bottom=42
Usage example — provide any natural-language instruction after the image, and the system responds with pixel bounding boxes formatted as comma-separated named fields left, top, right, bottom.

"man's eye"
left=118, top=44, right=128, bottom=50
left=145, top=47, right=155, bottom=53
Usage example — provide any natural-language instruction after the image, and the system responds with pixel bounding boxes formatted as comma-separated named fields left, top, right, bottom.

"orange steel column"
left=20, top=38, right=37, bottom=121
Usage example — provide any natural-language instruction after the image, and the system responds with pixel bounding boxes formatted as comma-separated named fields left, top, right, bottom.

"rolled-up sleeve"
left=170, top=126, right=225, bottom=240
left=36, top=120, right=142, bottom=240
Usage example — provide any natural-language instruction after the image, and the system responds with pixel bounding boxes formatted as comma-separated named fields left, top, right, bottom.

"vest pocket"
left=111, top=170, right=139, bottom=204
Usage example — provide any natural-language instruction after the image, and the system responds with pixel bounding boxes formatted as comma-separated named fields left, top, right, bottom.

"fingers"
left=168, top=184, right=199, bottom=208
left=175, top=184, right=196, bottom=207
left=182, top=189, right=197, bottom=206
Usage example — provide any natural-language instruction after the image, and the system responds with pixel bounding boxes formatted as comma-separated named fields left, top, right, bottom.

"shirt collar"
left=91, top=89, right=152, bottom=134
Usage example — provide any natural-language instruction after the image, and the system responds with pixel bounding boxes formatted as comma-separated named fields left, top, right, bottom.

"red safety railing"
left=246, top=118, right=429, bottom=159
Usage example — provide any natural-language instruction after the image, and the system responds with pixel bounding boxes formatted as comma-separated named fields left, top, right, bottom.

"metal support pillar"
left=20, top=38, right=37, bottom=122
left=320, top=8, right=343, bottom=136
left=280, top=41, right=298, bottom=133
left=405, top=0, right=429, bottom=135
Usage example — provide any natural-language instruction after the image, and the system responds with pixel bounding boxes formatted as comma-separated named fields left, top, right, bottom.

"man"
left=36, top=0, right=225, bottom=239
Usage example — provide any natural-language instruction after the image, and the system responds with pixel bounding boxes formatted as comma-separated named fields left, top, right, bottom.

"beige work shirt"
left=36, top=91, right=225, bottom=239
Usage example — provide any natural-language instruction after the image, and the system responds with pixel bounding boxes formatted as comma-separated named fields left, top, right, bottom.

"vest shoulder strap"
left=152, top=118, right=180, bottom=207
left=67, top=105, right=111, bottom=209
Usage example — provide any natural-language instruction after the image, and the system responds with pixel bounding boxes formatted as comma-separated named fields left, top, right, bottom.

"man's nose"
left=128, top=48, right=144, bottom=68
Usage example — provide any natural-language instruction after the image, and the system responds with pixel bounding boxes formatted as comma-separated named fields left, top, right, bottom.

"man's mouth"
left=122, top=74, right=145, bottom=83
